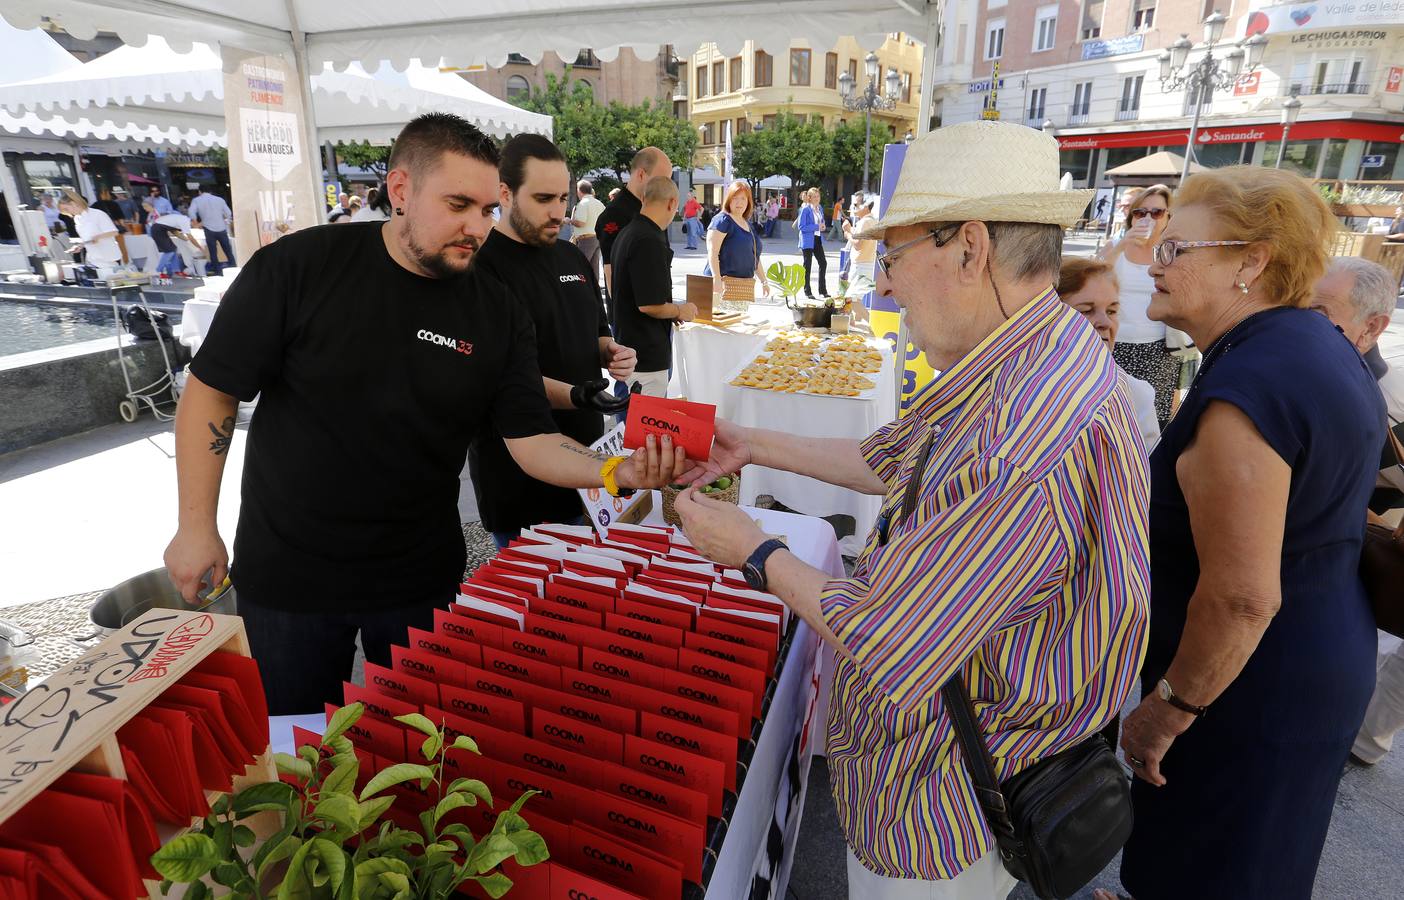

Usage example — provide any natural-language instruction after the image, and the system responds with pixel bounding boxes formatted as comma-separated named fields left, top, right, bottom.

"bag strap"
left=896, top=429, right=1025, bottom=855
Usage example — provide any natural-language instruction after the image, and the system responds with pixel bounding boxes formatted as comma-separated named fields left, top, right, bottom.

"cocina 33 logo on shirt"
left=559, top=274, right=587, bottom=284
left=416, top=328, right=473, bottom=356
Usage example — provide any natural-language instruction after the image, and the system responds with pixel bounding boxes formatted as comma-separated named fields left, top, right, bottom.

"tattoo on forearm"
left=207, top=416, right=235, bottom=455
left=560, top=441, right=610, bottom=463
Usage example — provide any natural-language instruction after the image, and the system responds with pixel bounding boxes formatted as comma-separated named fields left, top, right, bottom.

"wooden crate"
left=0, top=609, right=277, bottom=898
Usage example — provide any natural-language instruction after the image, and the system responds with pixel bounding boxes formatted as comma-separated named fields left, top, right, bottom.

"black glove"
left=570, top=378, right=638, bottom=415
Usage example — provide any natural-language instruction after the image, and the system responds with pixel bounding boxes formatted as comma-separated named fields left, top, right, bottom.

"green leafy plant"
left=150, top=703, right=547, bottom=900
left=766, top=261, right=807, bottom=303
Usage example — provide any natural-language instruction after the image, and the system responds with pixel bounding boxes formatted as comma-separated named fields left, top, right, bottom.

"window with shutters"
left=730, top=56, right=743, bottom=91
left=825, top=52, right=838, bottom=89
left=755, top=51, right=773, bottom=87
left=790, top=49, right=812, bottom=86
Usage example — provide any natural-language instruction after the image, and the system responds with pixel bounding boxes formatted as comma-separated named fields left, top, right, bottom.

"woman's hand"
left=1119, top=694, right=1194, bottom=786
left=712, top=274, right=724, bottom=298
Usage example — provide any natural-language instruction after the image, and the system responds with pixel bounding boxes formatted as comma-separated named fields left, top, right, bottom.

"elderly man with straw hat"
left=674, top=121, right=1151, bottom=899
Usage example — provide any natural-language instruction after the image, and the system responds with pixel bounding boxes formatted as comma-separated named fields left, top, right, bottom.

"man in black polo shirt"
left=469, top=134, right=640, bottom=548
left=596, top=146, right=673, bottom=324
left=611, top=176, right=696, bottom=397
left=164, top=114, right=686, bottom=714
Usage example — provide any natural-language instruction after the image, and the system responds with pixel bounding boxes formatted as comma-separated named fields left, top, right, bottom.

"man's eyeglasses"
left=877, top=223, right=963, bottom=277
left=1153, top=239, right=1251, bottom=267
left=1130, top=207, right=1167, bottom=221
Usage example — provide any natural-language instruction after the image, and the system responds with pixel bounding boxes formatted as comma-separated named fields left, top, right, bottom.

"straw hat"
left=856, top=121, right=1093, bottom=241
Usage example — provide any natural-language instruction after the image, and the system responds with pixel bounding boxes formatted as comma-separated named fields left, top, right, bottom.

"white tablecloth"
left=683, top=331, right=896, bottom=555
left=180, top=297, right=221, bottom=353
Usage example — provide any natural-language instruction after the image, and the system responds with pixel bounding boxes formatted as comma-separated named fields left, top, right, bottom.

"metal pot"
left=785, top=296, right=835, bottom=329
left=88, top=567, right=236, bottom=636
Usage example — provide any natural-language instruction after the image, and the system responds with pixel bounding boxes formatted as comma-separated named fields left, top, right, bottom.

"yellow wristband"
left=599, top=455, right=628, bottom=498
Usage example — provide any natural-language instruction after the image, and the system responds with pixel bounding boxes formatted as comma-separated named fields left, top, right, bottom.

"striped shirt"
left=820, top=287, right=1150, bottom=880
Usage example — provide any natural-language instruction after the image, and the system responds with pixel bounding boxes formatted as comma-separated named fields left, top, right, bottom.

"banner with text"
left=220, top=45, right=319, bottom=262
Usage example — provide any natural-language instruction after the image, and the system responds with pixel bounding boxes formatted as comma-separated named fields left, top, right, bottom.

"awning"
left=0, top=1, right=926, bottom=72
left=1058, top=118, right=1404, bottom=151
left=1104, top=151, right=1202, bottom=178
left=0, top=35, right=552, bottom=147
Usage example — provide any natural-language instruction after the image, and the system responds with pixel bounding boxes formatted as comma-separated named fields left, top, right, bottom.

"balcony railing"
left=1288, top=81, right=1370, bottom=96
left=1115, top=107, right=1140, bottom=121
left=1068, top=112, right=1090, bottom=126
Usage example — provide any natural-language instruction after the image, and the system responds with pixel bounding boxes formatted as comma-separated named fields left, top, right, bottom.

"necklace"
left=1189, top=307, right=1279, bottom=389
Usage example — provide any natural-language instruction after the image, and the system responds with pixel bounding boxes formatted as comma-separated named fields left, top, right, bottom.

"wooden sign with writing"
left=0, top=610, right=260, bottom=825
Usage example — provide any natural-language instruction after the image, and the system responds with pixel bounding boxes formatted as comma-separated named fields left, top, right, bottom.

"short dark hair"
left=499, top=133, right=565, bottom=193
left=388, top=112, right=500, bottom=179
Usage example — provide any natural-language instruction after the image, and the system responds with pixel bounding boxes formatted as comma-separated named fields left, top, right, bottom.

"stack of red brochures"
left=315, top=521, right=793, bottom=900
left=0, top=652, right=269, bottom=900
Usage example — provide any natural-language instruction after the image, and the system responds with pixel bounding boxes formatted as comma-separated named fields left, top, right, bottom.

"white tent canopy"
left=0, top=35, right=551, bottom=148
left=0, top=1, right=927, bottom=72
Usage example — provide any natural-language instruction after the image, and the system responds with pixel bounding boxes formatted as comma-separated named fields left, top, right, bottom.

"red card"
left=437, top=683, right=527, bottom=733
left=493, top=732, right=602, bottom=790
left=458, top=662, right=550, bottom=709
left=614, top=596, right=694, bottom=631
left=143, top=704, right=234, bottom=792
left=551, top=571, right=624, bottom=596
left=177, top=671, right=265, bottom=760
left=693, top=618, right=777, bottom=669
left=406, top=625, right=482, bottom=668
left=579, top=790, right=707, bottom=882
left=700, top=604, right=781, bottom=637
left=560, top=556, right=629, bottom=582
left=343, top=681, right=418, bottom=725
left=489, top=760, right=593, bottom=822
left=604, top=612, right=685, bottom=649
left=191, top=650, right=270, bottom=742
left=118, top=746, right=185, bottom=824
left=0, top=786, right=144, bottom=900
left=53, top=771, right=162, bottom=880
left=639, top=713, right=738, bottom=791
left=523, top=612, right=578, bottom=646
left=591, top=759, right=710, bottom=825
left=665, top=669, right=754, bottom=733
left=568, top=822, right=684, bottom=899
left=456, top=593, right=528, bottom=630
left=0, top=835, right=107, bottom=898
left=499, top=628, right=580, bottom=669
left=548, top=862, right=648, bottom=900
left=476, top=567, right=546, bottom=597
left=483, top=645, right=564, bottom=689
left=436, top=606, right=505, bottom=648
left=498, top=544, right=566, bottom=571
left=540, top=680, right=639, bottom=734
left=458, top=580, right=533, bottom=605
left=677, top=647, right=767, bottom=717
left=160, top=682, right=259, bottom=765
left=569, top=624, right=678, bottom=670
left=547, top=582, right=618, bottom=615
left=683, top=629, right=771, bottom=671
left=365, top=661, right=439, bottom=707
left=635, top=574, right=709, bottom=604
left=631, top=682, right=740, bottom=739
left=532, top=523, right=598, bottom=544
left=527, top=596, right=604, bottom=628
left=117, top=713, right=206, bottom=818
left=622, top=735, right=726, bottom=817
left=621, top=584, right=700, bottom=620
left=646, top=559, right=718, bottom=582
left=393, top=644, right=469, bottom=687
left=326, top=702, right=406, bottom=760
left=489, top=557, right=554, bottom=579
left=624, top=394, right=716, bottom=462
left=533, top=707, right=625, bottom=764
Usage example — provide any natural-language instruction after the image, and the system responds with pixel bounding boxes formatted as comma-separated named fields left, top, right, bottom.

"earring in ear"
left=1238, top=281, right=1249, bottom=294
left=395, top=207, right=405, bottom=216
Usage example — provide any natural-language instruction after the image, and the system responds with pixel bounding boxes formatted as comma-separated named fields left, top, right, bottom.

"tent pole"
left=894, top=1, right=942, bottom=415
left=284, top=0, right=324, bottom=218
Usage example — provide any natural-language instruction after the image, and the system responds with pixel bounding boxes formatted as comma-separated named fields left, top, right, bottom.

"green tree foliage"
left=732, top=109, right=832, bottom=204
left=830, top=117, right=894, bottom=189
left=335, top=141, right=392, bottom=179
left=519, top=71, right=696, bottom=182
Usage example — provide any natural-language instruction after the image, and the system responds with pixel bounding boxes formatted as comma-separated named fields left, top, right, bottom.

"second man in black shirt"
left=470, top=134, right=640, bottom=547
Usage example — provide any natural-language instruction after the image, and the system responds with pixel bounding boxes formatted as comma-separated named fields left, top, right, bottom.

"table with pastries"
left=671, top=309, right=897, bottom=554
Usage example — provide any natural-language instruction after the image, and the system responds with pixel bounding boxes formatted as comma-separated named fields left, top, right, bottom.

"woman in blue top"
left=705, top=181, right=769, bottom=311
left=1109, top=167, right=1384, bottom=900
left=796, top=187, right=828, bottom=298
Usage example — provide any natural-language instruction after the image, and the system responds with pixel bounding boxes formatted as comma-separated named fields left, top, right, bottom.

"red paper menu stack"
left=317, top=521, right=792, bottom=900
left=0, top=652, right=270, bottom=900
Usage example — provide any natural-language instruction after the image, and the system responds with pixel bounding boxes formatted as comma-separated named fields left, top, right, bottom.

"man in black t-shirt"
left=164, top=113, right=687, bottom=715
left=596, top=146, right=673, bottom=326
left=611, top=176, right=697, bottom=397
left=469, top=134, right=641, bottom=548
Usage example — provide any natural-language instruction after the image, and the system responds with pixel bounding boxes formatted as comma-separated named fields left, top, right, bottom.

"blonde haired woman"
left=58, top=189, right=122, bottom=272
left=795, top=187, right=828, bottom=298
left=1100, top=184, right=1177, bottom=427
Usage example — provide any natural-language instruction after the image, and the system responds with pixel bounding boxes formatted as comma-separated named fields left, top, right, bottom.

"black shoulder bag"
left=894, top=430, right=1134, bottom=900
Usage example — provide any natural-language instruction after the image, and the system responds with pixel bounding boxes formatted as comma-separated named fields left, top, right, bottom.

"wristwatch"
left=1157, top=678, right=1207, bottom=717
left=742, top=539, right=787, bottom=592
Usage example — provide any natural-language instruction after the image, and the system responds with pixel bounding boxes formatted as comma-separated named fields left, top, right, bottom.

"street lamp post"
left=1275, top=96, right=1302, bottom=169
left=838, top=51, right=901, bottom=194
left=1159, top=11, right=1267, bottom=182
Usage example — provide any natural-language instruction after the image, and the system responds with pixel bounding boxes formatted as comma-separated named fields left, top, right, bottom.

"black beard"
left=405, top=224, right=477, bottom=278
left=510, top=204, right=560, bottom=248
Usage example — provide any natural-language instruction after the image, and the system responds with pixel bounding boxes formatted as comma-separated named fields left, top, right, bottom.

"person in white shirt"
left=59, top=190, right=122, bottom=273
left=1099, top=184, right=1178, bottom=428
left=1058, top=256, right=1161, bottom=452
left=187, top=185, right=234, bottom=275
left=1308, top=256, right=1404, bottom=770
left=570, top=179, right=606, bottom=285
left=39, top=194, right=60, bottom=230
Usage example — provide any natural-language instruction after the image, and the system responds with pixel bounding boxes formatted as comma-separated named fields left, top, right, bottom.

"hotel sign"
left=1081, top=34, right=1145, bottom=60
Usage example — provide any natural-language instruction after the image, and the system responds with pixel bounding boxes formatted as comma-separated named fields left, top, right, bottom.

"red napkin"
left=118, top=710, right=208, bottom=818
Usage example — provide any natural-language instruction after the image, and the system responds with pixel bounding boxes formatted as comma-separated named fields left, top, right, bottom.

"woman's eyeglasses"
left=1153, top=239, right=1251, bottom=267
left=1130, top=207, right=1167, bottom=221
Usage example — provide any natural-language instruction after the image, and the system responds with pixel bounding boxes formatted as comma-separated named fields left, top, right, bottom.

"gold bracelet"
left=599, top=455, right=628, bottom=498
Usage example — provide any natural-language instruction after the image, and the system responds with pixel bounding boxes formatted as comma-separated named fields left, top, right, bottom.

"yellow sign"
left=981, top=109, right=1001, bottom=120
left=325, top=182, right=339, bottom=210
